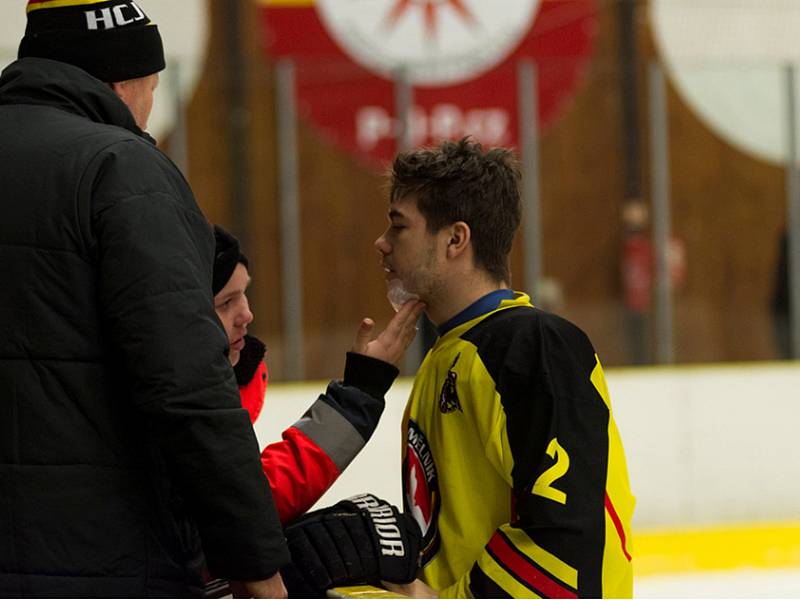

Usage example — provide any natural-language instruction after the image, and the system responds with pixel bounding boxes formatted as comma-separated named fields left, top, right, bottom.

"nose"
left=236, top=296, right=254, bottom=328
left=374, top=230, right=390, bottom=255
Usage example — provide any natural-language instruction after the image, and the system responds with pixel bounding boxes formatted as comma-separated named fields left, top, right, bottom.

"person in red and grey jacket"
left=212, top=225, right=424, bottom=523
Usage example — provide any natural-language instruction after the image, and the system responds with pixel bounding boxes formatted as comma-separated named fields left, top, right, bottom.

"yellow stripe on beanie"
left=27, top=0, right=111, bottom=13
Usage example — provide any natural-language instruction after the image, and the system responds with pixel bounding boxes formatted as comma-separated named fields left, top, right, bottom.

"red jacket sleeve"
left=240, top=353, right=398, bottom=524
left=260, top=427, right=341, bottom=523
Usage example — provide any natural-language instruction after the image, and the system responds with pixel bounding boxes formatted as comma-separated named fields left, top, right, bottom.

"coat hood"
left=0, top=57, right=149, bottom=141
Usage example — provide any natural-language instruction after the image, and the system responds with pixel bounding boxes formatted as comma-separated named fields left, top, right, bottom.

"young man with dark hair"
left=285, top=138, right=635, bottom=598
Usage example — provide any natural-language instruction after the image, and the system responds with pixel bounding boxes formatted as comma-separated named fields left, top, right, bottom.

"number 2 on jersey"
left=532, top=438, right=569, bottom=504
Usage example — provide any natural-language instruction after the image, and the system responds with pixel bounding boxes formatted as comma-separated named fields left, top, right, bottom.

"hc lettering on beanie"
left=18, top=0, right=165, bottom=82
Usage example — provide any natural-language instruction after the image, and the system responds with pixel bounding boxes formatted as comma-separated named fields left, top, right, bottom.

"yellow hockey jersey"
left=402, top=292, right=634, bottom=598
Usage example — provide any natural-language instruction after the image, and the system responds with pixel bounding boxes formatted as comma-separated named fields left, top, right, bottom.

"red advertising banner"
left=260, top=0, right=597, bottom=165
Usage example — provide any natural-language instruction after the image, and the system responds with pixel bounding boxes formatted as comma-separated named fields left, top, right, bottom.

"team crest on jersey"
left=439, top=353, right=463, bottom=414
left=404, top=420, right=441, bottom=566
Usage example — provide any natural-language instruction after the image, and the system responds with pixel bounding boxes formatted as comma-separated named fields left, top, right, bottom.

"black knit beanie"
left=18, top=0, right=165, bottom=82
left=213, top=225, right=250, bottom=296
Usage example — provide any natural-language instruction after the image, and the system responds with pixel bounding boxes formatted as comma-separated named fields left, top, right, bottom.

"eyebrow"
left=217, top=277, right=252, bottom=301
left=216, top=290, right=239, bottom=302
left=388, top=208, right=406, bottom=220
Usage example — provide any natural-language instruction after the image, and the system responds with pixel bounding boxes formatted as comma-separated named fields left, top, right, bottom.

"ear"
left=109, top=80, right=129, bottom=103
left=445, top=221, right=471, bottom=259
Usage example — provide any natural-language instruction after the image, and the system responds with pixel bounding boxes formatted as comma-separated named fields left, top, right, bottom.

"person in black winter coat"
left=0, top=1, right=289, bottom=597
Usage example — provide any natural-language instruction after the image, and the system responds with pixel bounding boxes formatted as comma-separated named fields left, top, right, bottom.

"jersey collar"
left=437, top=289, right=516, bottom=336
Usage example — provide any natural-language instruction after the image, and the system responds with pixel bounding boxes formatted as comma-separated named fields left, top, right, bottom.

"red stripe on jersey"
left=605, top=492, right=632, bottom=561
left=487, top=532, right=578, bottom=599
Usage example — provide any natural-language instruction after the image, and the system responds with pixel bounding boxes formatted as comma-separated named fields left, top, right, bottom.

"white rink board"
left=635, top=568, right=800, bottom=598
left=252, top=362, right=800, bottom=528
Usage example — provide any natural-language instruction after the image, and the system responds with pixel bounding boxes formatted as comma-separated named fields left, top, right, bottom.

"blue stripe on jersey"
left=437, top=289, right=515, bottom=336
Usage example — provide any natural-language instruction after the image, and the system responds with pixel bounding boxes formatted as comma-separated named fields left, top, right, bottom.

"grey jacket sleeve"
left=290, top=352, right=398, bottom=476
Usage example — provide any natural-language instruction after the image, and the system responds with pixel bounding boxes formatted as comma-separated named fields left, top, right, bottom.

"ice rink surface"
left=636, top=568, right=800, bottom=598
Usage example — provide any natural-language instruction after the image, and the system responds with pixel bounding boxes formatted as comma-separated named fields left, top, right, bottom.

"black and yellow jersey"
left=402, top=292, right=634, bottom=598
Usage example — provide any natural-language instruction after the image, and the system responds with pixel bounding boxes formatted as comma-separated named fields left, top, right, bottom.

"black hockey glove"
left=283, top=493, right=421, bottom=593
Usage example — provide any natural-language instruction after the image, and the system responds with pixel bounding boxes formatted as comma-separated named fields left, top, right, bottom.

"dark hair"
left=390, top=137, right=521, bottom=283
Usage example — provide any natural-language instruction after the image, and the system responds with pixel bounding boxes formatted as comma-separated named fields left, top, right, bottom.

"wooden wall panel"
left=666, top=85, right=785, bottom=362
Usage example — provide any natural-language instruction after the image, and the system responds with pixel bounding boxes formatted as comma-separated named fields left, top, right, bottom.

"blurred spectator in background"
left=620, top=201, right=686, bottom=365
left=621, top=201, right=653, bottom=364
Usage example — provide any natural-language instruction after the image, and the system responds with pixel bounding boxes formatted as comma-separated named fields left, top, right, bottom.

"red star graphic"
left=385, top=0, right=477, bottom=39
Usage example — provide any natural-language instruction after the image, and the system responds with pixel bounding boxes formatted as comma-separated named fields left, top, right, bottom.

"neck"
left=426, top=270, right=507, bottom=326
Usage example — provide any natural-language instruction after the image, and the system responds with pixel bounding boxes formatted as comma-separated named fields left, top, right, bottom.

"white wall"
left=253, top=362, right=800, bottom=528
left=610, top=362, right=800, bottom=527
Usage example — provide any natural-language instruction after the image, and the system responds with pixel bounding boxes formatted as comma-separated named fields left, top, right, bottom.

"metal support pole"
left=648, top=62, right=674, bottom=364
left=517, top=60, right=542, bottom=300
left=222, top=0, right=250, bottom=250
left=275, top=59, right=305, bottom=380
left=784, top=65, right=800, bottom=359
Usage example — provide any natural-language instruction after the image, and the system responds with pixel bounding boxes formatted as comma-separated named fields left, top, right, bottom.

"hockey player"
left=284, top=138, right=635, bottom=598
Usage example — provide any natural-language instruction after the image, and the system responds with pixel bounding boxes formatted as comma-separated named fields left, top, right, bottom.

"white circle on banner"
left=0, top=1, right=207, bottom=143
left=650, top=0, right=800, bottom=164
left=316, top=0, right=540, bottom=86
